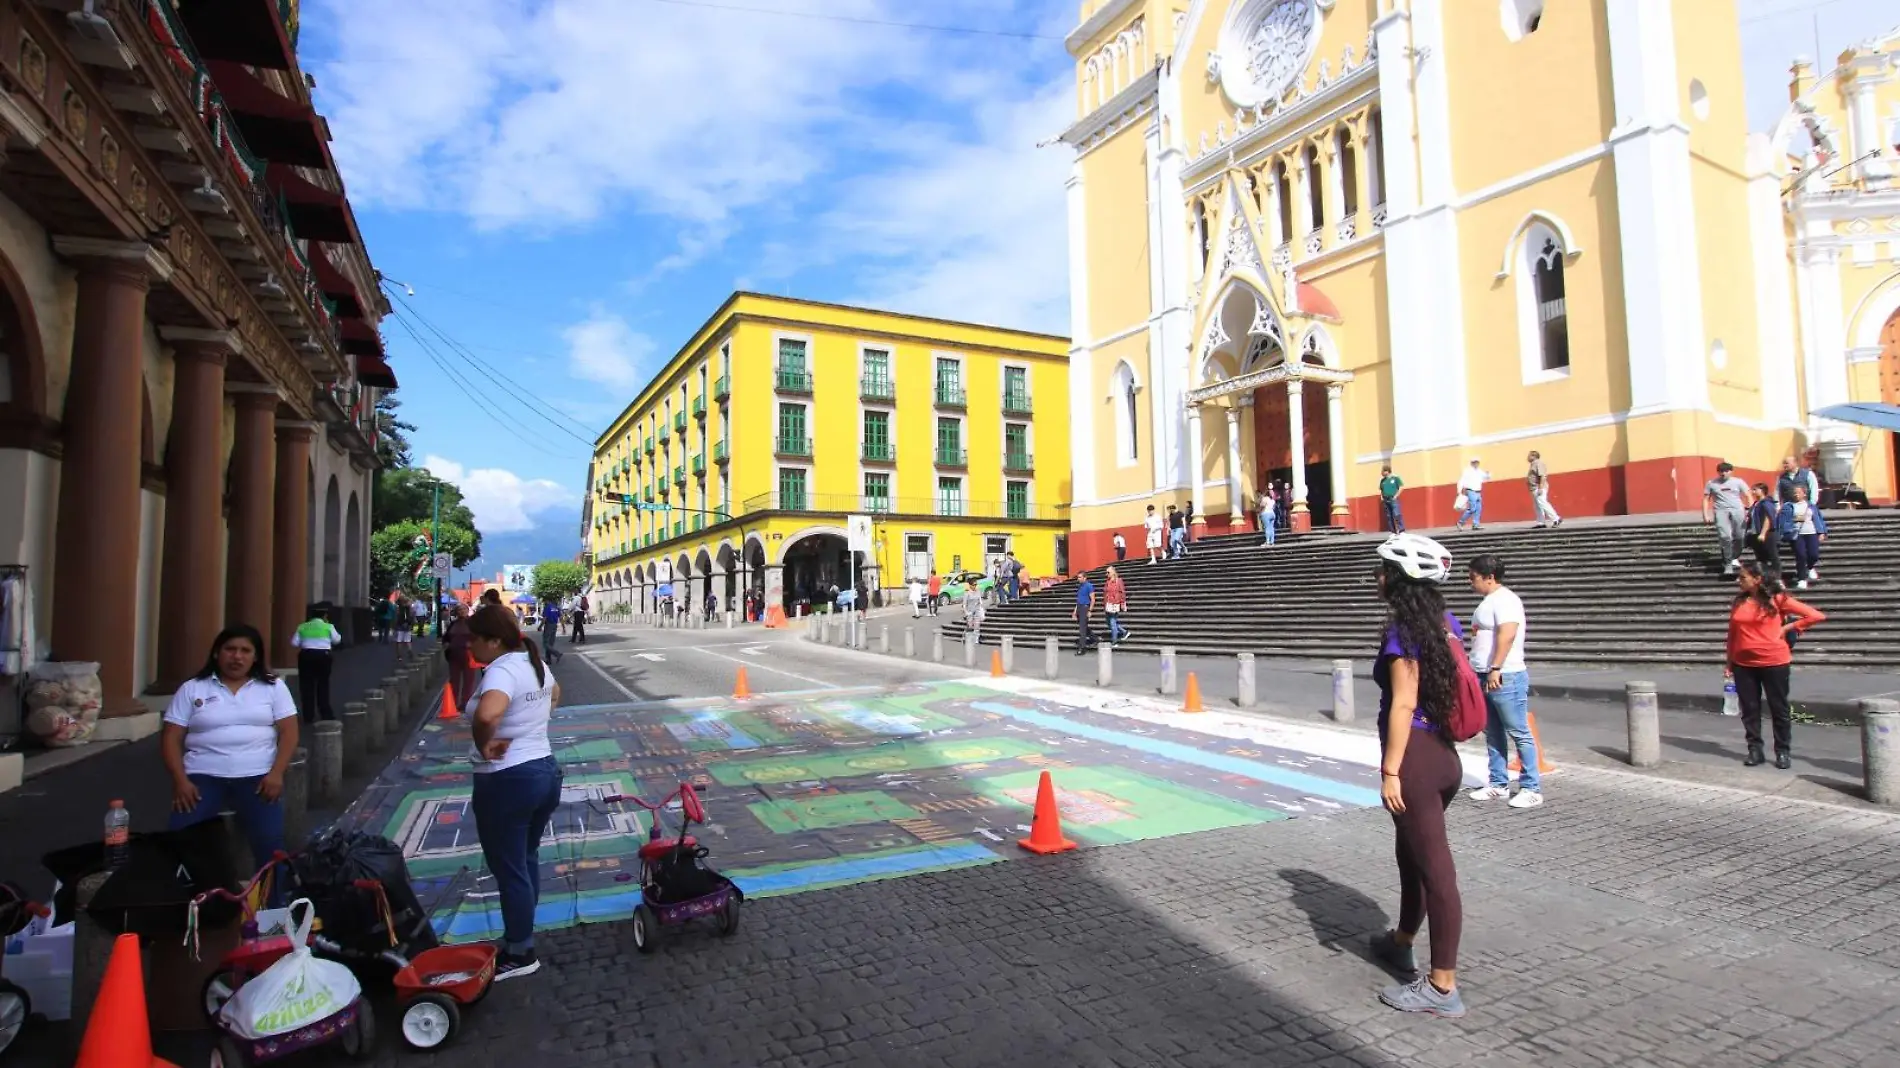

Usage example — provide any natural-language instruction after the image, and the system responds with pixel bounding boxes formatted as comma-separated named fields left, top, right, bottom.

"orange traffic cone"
left=1017, top=770, right=1077, bottom=855
left=1181, top=672, right=1203, bottom=713
left=1508, top=711, right=1556, bottom=774
left=733, top=667, right=751, bottom=699
left=437, top=682, right=457, bottom=721
left=75, top=933, right=178, bottom=1068
left=764, top=604, right=786, bottom=628
left=990, top=650, right=1005, bottom=678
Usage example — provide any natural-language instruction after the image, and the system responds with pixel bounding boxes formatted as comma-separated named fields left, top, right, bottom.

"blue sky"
left=296, top=0, right=1898, bottom=575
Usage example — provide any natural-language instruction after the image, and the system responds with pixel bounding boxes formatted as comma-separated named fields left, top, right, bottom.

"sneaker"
left=1379, top=976, right=1466, bottom=1018
left=493, top=949, right=542, bottom=982
left=1796, top=580, right=1809, bottom=590
left=1808, top=568, right=1819, bottom=581
left=1506, top=790, right=1544, bottom=809
left=1369, top=930, right=1416, bottom=978
left=1467, top=785, right=1511, bottom=802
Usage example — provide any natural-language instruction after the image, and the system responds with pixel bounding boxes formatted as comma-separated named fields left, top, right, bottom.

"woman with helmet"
left=1367, top=532, right=1468, bottom=1018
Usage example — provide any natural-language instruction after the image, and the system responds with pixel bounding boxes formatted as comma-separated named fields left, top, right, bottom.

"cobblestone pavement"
left=340, top=766, right=1900, bottom=1067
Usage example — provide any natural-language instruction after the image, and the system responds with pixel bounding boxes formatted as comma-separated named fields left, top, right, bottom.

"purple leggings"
left=1391, top=730, right=1464, bottom=971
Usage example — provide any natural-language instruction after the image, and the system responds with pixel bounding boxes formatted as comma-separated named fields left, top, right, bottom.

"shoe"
left=1808, top=569, right=1819, bottom=581
left=493, top=949, right=542, bottom=982
left=1744, top=746, right=1766, bottom=767
left=1774, top=752, right=1792, bottom=770
left=1379, top=976, right=1465, bottom=1019
left=1553, top=518, right=1563, bottom=528
left=1796, top=580, right=1809, bottom=590
left=1369, top=930, right=1417, bottom=978
left=1506, top=790, right=1544, bottom=809
left=1467, top=785, right=1511, bottom=802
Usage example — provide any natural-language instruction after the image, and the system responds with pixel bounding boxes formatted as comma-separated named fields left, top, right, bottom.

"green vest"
left=296, top=619, right=332, bottom=641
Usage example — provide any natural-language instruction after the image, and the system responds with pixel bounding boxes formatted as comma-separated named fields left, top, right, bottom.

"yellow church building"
left=584, top=294, right=1071, bottom=614
left=1060, top=0, right=1900, bottom=570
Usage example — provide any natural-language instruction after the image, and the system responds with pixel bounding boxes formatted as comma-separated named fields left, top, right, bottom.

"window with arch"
left=1111, top=361, right=1140, bottom=465
left=1273, top=162, right=1293, bottom=246
left=1303, top=144, right=1324, bottom=233
left=1193, top=200, right=1210, bottom=275
left=1336, top=129, right=1359, bottom=219
left=1366, top=109, right=1385, bottom=209
left=1513, top=221, right=1572, bottom=380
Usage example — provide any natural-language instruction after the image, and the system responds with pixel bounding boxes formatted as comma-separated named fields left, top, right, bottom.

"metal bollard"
left=963, top=635, right=978, bottom=668
left=312, top=721, right=343, bottom=803
left=1625, top=681, right=1660, bottom=767
left=283, top=747, right=309, bottom=845
left=726, top=611, right=735, bottom=629
left=879, top=626, right=890, bottom=655
left=904, top=628, right=916, bottom=658
left=381, top=676, right=405, bottom=725
left=1237, top=653, right=1257, bottom=709
left=1001, top=635, right=1015, bottom=674
left=933, top=631, right=945, bottom=663
left=1096, top=642, right=1113, bottom=686
left=1331, top=659, right=1355, bottom=723
left=1860, top=698, right=1900, bottom=806
left=341, top=703, right=370, bottom=773
left=1159, top=647, right=1178, bottom=696
left=1043, top=636, right=1059, bottom=680
left=362, top=689, right=387, bottom=749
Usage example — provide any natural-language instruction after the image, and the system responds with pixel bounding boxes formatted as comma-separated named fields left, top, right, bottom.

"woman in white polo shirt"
left=160, top=623, right=299, bottom=885
left=465, top=604, right=562, bottom=981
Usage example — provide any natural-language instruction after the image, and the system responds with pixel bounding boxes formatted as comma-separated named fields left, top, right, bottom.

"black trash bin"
left=42, top=818, right=245, bottom=936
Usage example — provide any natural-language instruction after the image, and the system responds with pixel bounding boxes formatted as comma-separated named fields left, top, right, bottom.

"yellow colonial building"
left=584, top=294, right=1071, bottom=614
left=1060, top=0, right=1900, bottom=571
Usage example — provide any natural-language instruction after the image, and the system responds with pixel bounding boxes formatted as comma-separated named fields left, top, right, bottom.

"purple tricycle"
left=604, top=782, right=742, bottom=953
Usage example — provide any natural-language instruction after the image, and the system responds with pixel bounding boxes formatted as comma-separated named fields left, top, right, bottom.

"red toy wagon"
left=390, top=943, right=497, bottom=1050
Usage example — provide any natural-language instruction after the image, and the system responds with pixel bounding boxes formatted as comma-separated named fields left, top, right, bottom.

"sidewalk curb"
left=1528, top=681, right=1864, bottom=725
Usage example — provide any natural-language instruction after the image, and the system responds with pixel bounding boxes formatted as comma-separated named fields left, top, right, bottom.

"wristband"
left=1381, top=770, right=1400, bottom=777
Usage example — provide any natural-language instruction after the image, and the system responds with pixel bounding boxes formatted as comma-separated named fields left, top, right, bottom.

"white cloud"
left=422, top=454, right=577, bottom=534
left=561, top=311, right=654, bottom=391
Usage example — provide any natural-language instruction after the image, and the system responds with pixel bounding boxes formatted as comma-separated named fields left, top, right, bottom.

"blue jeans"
left=1459, top=490, right=1483, bottom=528
left=170, top=774, right=287, bottom=904
left=1008, top=576, right=1020, bottom=600
left=1260, top=514, right=1275, bottom=545
left=1168, top=528, right=1185, bottom=558
left=471, top=756, right=564, bottom=952
left=1106, top=610, right=1127, bottom=642
left=1382, top=498, right=1404, bottom=533
left=1483, top=671, right=1539, bottom=793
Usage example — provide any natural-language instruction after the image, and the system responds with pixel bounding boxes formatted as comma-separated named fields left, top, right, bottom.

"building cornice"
left=1066, top=0, right=1145, bottom=56
left=1182, top=60, right=1378, bottom=184
left=1060, top=68, right=1161, bottom=153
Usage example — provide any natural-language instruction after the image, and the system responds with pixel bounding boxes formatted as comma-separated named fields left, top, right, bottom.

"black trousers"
left=1074, top=609, right=1094, bottom=652
left=1390, top=732, right=1463, bottom=972
left=1750, top=533, right=1780, bottom=574
left=296, top=649, right=334, bottom=723
left=1733, top=663, right=1792, bottom=755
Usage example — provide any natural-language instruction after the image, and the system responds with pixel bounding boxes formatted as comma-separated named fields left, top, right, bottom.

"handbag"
left=1452, top=492, right=1468, bottom=512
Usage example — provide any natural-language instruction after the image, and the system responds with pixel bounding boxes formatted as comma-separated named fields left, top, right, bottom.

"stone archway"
left=694, top=547, right=714, bottom=612
left=780, top=529, right=849, bottom=611
left=716, top=542, right=737, bottom=605
left=0, top=249, right=46, bottom=421
left=344, top=490, right=363, bottom=604
left=322, top=474, right=342, bottom=602
left=1251, top=349, right=1337, bottom=528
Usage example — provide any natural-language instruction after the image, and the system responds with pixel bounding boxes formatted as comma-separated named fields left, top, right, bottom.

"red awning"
left=309, top=247, right=366, bottom=319
left=205, top=60, right=328, bottom=169
left=266, top=162, right=354, bottom=245
left=1297, top=282, right=1341, bottom=321
left=178, top=0, right=297, bottom=71
left=358, top=354, right=397, bottom=389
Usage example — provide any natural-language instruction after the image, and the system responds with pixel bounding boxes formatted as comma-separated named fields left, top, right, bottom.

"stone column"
left=271, top=422, right=317, bottom=669
left=49, top=239, right=170, bottom=715
left=1223, top=405, right=1245, bottom=523
left=1186, top=403, right=1206, bottom=536
left=1286, top=378, right=1310, bottom=532
left=225, top=387, right=278, bottom=631
left=154, top=330, right=234, bottom=689
left=1327, top=383, right=1350, bottom=529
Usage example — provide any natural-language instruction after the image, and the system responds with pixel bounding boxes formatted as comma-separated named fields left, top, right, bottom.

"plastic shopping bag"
left=1452, top=492, right=1468, bottom=513
left=219, top=898, right=362, bottom=1040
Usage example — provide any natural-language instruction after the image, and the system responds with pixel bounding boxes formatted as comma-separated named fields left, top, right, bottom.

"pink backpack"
left=1443, top=633, right=1488, bottom=742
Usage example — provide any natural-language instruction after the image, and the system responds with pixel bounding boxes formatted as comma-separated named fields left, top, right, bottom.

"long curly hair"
left=1379, top=561, right=1459, bottom=733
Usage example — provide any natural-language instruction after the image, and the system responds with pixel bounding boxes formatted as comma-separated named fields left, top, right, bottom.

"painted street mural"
left=331, top=679, right=1391, bottom=943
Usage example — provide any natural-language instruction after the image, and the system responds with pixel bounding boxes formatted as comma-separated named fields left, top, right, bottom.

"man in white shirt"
left=1464, top=554, right=1542, bottom=808
left=1455, top=459, right=1489, bottom=531
left=1142, top=504, right=1164, bottom=565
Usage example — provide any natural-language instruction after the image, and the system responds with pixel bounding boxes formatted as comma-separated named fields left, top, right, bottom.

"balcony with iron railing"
left=933, top=447, right=968, bottom=467
left=861, top=441, right=895, bottom=463
left=644, top=436, right=655, bottom=454
left=691, top=454, right=706, bottom=477
left=1003, top=451, right=1034, bottom=474
left=738, top=491, right=1067, bottom=521
left=934, top=383, right=967, bottom=408
left=672, top=464, right=685, bottom=485
left=713, top=439, right=729, bottom=464
left=775, top=436, right=813, bottom=458
left=692, top=396, right=706, bottom=420
left=691, top=514, right=705, bottom=533
left=1002, top=389, right=1033, bottom=416
left=673, top=521, right=685, bottom=539
left=673, top=411, right=687, bottom=434
left=775, top=367, right=813, bottom=394
left=713, top=374, right=730, bottom=401
left=860, top=375, right=895, bottom=402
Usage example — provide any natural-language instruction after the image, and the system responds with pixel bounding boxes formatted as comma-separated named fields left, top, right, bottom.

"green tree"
left=369, top=520, right=480, bottom=598
left=372, top=467, right=482, bottom=558
left=529, top=560, right=587, bottom=602
left=375, top=392, right=416, bottom=469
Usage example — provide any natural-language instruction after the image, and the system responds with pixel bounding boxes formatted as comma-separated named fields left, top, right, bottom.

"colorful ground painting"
left=330, top=679, right=1387, bottom=944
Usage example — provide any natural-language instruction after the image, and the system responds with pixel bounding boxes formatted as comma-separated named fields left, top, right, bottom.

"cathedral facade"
left=1060, top=0, right=1900, bottom=569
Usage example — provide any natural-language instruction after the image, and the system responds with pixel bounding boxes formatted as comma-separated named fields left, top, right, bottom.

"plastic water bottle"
left=103, top=799, right=130, bottom=871
left=1722, top=676, right=1741, bottom=717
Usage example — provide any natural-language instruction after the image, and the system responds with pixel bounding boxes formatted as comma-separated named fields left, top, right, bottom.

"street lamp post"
left=431, top=479, right=442, bottom=638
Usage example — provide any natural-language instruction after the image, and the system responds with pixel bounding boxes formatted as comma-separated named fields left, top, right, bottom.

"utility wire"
left=385, top=287, right=604, bottom=449
left=640, top=0, right=1061, bottom=41
left=385, top=314, right=589, bottom=462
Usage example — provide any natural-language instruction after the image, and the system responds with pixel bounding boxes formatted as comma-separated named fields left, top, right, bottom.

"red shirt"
left=927, top=576, right=941, bottom=596
left=1104, top=577, right=1126, bottom=607
left=1727, top=594, right=1825, bottom=667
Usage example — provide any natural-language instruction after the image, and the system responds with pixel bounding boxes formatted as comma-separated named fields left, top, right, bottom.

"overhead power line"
left=384, top=313, right=589, bottom=462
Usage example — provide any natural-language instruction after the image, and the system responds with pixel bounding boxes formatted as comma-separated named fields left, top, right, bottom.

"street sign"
left=847, top=514, right=872, bottom=553
left=637, top=503, right=669, bottom=513
left=431, top=553, right=451, bottom=579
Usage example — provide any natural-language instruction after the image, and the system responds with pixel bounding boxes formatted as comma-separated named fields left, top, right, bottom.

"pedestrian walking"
left=411, top=596, right=429, bottom=637
left=1703, top=461, right=1751, bottom=575
left=910, top=576, right=925, bottom=619
left=1073, top=571, right=1098, bottom=654
left=1453, top=460, right=1487, bottom=531
left=571, top=595, right=588, bottom=644
left=1007, top=552, right=1025, bottom=602
left=927, top=573, right=942, bottom=616
left=1782, top=483, right=1828, bottom=588
left=1369, top=532, right=1467, bottom=1019
left=1103, top=566, right=1129, bottom=644
left=464, top=604, right=563, bottom=981
left=290, top=603, right=340, bottom=724
left=539, top=600, right=564, bottom=665
left=1462, top=555, right=1541, bottom=809
left=392, top=595, right=414, bottom=662
left=1258, top=488, right=1277, bottom=547
left=161, top=624, right=297, bottom=904
left=1143, top=505, right=1164, bottom=565
left=374, top=598, right=393, bottom=643
left=961, top=583, right=984, bottom=643
left=1526, top=451, right=1561, bottom=528
left=1726, top=561, right=1825, bottom=769
left=1166, top=504, right=1187, bottom=560
left=1748, top=483, right=1781, bottom=575
left=443, top=603, right=477, bottom=710
left=1379, top=466, right=1405, bottom=533
left=1112, top=532, right=1126, bottom=562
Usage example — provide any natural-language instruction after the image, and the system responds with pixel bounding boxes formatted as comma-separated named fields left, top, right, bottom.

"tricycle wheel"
left=717, top=893, right=741, bottom=937
left=0, top=979, right=30, bottom=1056
left=400, top=993, right=461, bottom=1050
left=632, top=904, right=658, bottom=954
left=341, top=998, right=376, bottom=1058
left=201, top=969, right=241, bottom=1024
left=210, top=1034, right=250, bottom=1068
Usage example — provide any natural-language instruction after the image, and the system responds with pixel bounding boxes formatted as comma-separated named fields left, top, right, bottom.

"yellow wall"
left=1082, top=126, right=1154, bottom=341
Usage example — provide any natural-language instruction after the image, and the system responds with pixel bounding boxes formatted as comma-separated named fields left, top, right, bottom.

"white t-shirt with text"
left=467, top=650, right=556, bottom=774
left=163, top=676, right=297, bottom=778
left=1470, top=586, right=1528, bottom=675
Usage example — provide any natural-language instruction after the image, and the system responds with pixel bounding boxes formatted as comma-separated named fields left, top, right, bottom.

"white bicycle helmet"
left=1376, top=532, right=1453, bottom=584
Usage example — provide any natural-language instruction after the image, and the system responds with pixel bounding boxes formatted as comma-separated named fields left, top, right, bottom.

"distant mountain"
left=462, top=513, right=585, bottom=584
